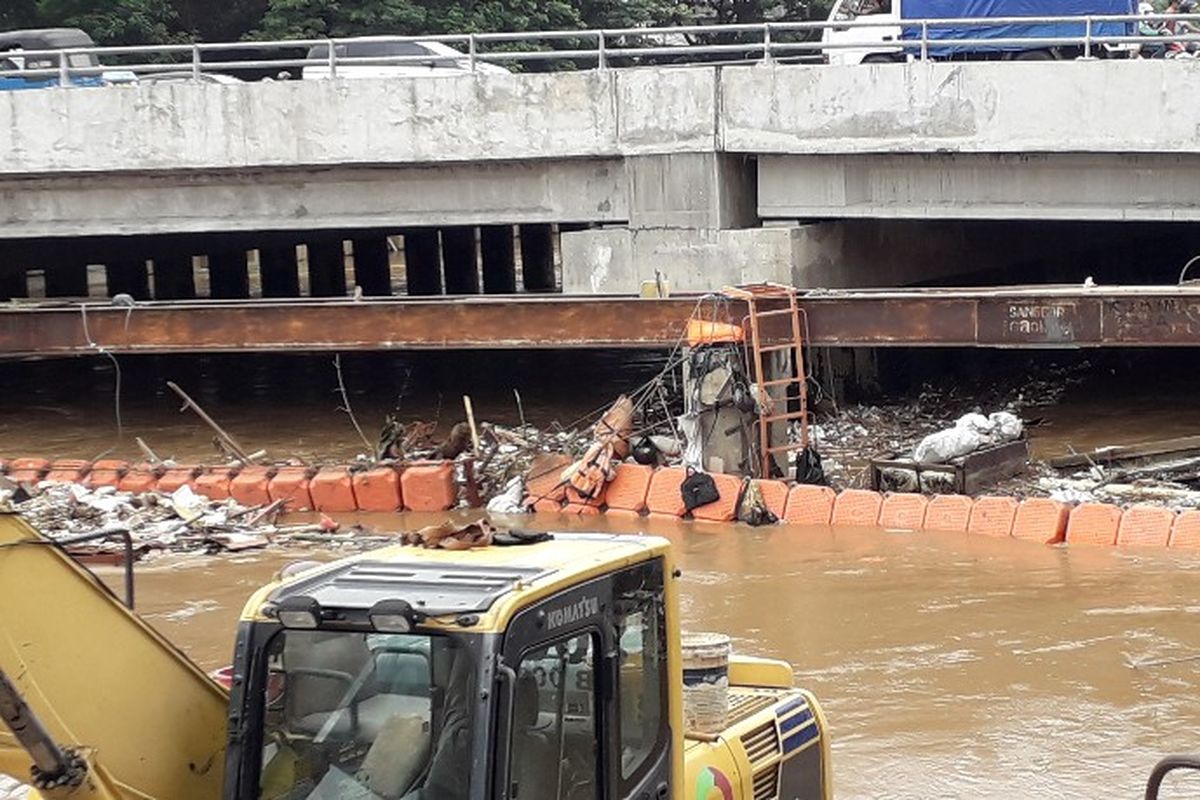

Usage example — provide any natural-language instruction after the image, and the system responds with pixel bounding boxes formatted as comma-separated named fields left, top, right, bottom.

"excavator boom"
left=0, top=512, right=228, bottom=800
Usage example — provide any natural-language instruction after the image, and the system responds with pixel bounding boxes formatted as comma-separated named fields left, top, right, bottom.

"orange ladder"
left=722, top=283, right=810, bottom=478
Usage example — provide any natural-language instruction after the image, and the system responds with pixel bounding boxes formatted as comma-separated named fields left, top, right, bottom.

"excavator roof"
left=245, top=532, right=670, bottom=623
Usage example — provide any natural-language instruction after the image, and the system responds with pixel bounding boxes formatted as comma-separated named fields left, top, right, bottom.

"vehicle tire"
left=861, top=53, right=898, bottom=64
left=1012, top=49, right=1056, bottom=61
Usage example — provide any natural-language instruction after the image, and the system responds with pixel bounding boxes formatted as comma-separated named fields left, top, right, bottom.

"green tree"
left=255, top=0, right=587, bottom=38
left=33, top=0, right=183, bottom=44
left=171, top=0, right=268, bottom=41
left=0, top=0, right=41, bottom=30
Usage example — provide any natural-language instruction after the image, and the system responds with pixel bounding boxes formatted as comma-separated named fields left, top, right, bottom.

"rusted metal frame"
left=2, top=288, right=1200, bottom=356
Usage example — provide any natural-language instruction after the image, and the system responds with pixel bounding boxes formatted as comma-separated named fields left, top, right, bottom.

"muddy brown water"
left=7, top=353, right=1200, bottom=797
left=76, top=514, right=1200, bottom=800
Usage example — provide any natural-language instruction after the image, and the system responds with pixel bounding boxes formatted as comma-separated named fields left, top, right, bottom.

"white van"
left=302, top=38, right=509, bottom=79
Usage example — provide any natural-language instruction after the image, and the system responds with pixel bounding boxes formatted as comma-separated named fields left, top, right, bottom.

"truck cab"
left=821, top=0, right=1138, bottom=65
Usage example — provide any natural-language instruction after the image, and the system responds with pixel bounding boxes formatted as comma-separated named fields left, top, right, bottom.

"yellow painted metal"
left=0, top=513, right=229, bottom=800
left=0, top=517, right=830, bottom=800
left=728, top=656, right=795, bottom=689
left=683, top=686, right=833, bottom=800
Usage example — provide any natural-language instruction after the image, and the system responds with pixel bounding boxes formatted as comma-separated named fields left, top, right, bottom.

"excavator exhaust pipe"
left=0, top=666, right=87, bottom=790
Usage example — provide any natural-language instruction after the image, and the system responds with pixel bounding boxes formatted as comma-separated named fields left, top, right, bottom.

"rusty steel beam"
left=2, top=286, right=1200, bottom=358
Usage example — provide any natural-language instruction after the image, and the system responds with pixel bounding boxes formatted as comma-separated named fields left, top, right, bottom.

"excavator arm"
left=0, top=512, right=229, bottom=800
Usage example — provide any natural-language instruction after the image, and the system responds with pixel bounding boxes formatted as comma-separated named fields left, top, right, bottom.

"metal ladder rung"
left=761, top=412, right=806, bottom=423
left=757, top=344, right=796, bottom=354
left=752, top=309, right=797, bottom=318
left=765, top=445, right=801, bottom=454
left=760, top=378, right=796, bottom=387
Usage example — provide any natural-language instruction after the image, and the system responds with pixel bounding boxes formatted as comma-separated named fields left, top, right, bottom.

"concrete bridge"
left=3, top=59, right=1199, bottom=298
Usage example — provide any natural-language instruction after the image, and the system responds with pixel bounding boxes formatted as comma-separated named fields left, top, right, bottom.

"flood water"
left=7, top=350, right=1200, bottom=798
left=93, top=514, right=1200, bottom=800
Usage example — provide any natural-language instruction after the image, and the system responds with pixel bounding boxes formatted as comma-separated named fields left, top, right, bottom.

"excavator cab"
left=0, top=512, right=830, bottom=800
left=222, top=536, right=677, bottom=800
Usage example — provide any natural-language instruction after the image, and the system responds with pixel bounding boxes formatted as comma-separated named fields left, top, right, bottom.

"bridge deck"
left=1, top=286, right=1197, bottom=358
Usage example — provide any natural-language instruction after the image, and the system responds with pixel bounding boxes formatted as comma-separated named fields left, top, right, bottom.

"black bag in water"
left=680, top=468, right=721, bottom=511
left=795, top=446, right=827, bottom=486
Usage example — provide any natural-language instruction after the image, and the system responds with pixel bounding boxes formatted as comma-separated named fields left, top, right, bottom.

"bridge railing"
left=4, top=14, right=1200, bottom=83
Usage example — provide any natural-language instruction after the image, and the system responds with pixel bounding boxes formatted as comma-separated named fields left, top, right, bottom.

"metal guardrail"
left=3, top=14, right=1200, bottom=83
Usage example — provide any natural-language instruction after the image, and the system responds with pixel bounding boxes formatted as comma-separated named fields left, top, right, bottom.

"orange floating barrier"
left=270, top=466, right=317, bottom=511
left=782, top=484, right=836, bottom=526
left=7, top=457, right=50, bottom=485
left=1170, top=509, right=1200, bottom=549
left=923, top=495, right=973, bottom=533
left=646, top=467, right=689, bottom=518
left=531, top=497, right=565, bottom=514
left=565, top=479, right=607, bottom=511
left=603, top=507, right=643, bottom=519
left=117, top=464, right=161, bottom=494
left=156, top=466, right=201, bottom=494
left=690, top=474, right=745, bottom=523
left=1066, top=503, right=1122, bottom=546
left=230, top=466, right=275, bottom=508
left=194, top=467, right=238, bottom=501
left=1011, top=497, right=1069, bottom=544
left=44, top=459, right=92, bottom=484
left=85, top=459, right=129, bottom=488
left=401, top=461, right=457, bottom=512
left=968, top=496, right=1018, bottom=538
left=525, top=456, right=570, bottom=504
left=878, top=493, right=928, bottom=531
left=755, top=480, right=791, bottom=521
left=1116, top=505, right=1175, bottom=547
left=831, top=489, right=884, bottom=528
left=309, top=467, right=359, bottom=513
left=604, top=464, right=654, bottom=514
left=351, top=466, right=403, bottom=512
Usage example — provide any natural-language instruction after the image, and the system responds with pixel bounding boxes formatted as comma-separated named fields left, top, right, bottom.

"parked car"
left=301, top=37, right=508, bottom=79
left=137, top=71, right=244, bottom=85
left=0, top=27, right=135, bottom=89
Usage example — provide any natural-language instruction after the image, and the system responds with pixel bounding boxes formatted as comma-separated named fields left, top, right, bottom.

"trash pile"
left=912, top=411, right=1024, bottom=464
left=0, top=481, right=362, bottom=559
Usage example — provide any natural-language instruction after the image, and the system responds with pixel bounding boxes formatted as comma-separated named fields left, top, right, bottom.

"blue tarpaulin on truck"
left=899, top=0, right=1136, bottom=53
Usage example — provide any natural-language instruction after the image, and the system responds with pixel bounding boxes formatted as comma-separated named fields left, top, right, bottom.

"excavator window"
left=614, top=560, right=669, bottom=793
left=509, top=632, right=600, bottom=800
left=255, top=629, right=476, bottom=800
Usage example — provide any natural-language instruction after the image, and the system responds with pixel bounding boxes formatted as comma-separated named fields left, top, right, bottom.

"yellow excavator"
left=0, top=510, right=832, bottom=800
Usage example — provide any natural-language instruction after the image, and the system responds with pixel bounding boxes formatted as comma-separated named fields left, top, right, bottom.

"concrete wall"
left=7, top=60, right=1200, bottom=291
left=4, top=60, right=1199, bottom=178
left=2, top=159, right=627, bottom=238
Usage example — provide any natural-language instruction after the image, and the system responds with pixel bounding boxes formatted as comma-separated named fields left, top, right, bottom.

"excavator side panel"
left=0, top=513, right=228, bottom=800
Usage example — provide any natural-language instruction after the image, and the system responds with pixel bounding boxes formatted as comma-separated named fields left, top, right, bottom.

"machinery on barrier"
left=0, top=510, right=831, bottom=800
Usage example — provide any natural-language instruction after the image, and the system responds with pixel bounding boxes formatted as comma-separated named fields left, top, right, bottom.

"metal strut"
left=0, top=667, right=87, bottom=790
left=723, top=283, right=811, bottom=479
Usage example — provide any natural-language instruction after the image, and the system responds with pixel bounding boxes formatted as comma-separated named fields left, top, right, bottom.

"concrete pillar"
left=105, top=259, right=150, bottom=300
left=208, top=250, right=250, bottom=299
left=44, top=261, right=90, bottom=297
left=480, top=225, right=516, bottom=294
left=307, top=240, right=347, bottom=297
left=152, top=254, right=196, bottom=300
left=402, top=229, right=442, bottom=296
left=259, top=246, right=300, bottom=298
left=0, top=264, right=28, bottom=300
left=352, top=237, right=392, bottom=296
left=519, top=224, right=555, bottom=293
left=441, top=227, right=480, bottom=295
